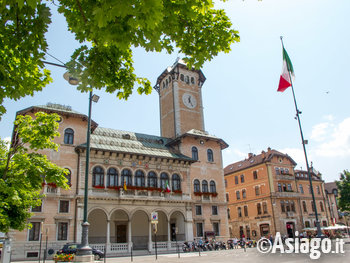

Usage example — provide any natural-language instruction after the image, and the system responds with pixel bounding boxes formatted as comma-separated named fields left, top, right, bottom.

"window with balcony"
left=148, top=171, right=158, bottom=187
left=275, top=167, right=280, bottom=175
left=160, top=172, right=169, bottom=190
left=107, top=168, right=118, bottom=187
left=93, top=166, right=104, bottom=187
left=202, top=180, right=208, bottom=193
left=236, top=190, right=240, bottom=200
left=135, top=170, right=145, bottom=187
left=194, top=179, right=200, bottom=192
left=210, top=181, right=216, bottom=193
left=121, top=169, right=132, bottom=186
left=172, top=174, right=181, bottom=191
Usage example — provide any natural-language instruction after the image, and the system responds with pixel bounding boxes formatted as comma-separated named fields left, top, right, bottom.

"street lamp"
left=64, top=72, right=99, bottom=258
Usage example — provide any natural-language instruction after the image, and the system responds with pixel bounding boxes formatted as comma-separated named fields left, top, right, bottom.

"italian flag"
left=165, top=181, right=171, bottom=193
left=278, top=47, right=295, bottom=92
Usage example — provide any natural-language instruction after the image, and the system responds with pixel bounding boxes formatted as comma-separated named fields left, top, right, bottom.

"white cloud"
left=313, top=117, right=350, bottom=157
left=279, top=147, right=305, bottom=169
left=323, top=114, right=334, bottom=122
left=222, top=148, right=247, bottom=166
left=310, top=122, right=331, bottom=142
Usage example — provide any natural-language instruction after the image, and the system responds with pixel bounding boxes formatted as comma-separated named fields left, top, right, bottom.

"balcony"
left=276, top=174, right=294, bottom=181
left=272, top=191, right=299, bottom=198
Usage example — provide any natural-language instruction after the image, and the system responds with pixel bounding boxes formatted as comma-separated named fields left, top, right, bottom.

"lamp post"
left=63, top=72, right=99, bottom=257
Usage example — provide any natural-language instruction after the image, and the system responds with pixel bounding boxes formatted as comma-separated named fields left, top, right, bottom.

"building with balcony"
left=224, top=148, right=330, bottom=239
left=9, top=59, right=229, bottom=260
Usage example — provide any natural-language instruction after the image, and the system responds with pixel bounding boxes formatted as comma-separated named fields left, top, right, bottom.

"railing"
left=91, top=244, right=105, bottom=252
left=110, top=243, right=128, bottom=252
left=152, top=242, right=168, bottom=249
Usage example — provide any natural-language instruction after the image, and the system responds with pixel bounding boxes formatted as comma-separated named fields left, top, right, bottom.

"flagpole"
left=280, top=36, right=323, bottom=238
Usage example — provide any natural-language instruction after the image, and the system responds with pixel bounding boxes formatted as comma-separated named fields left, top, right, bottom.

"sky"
left=1, top=0, right=349, bottom=183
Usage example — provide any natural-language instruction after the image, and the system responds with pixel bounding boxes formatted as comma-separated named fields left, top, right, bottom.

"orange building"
left=224, top=148, right=330, bottom=239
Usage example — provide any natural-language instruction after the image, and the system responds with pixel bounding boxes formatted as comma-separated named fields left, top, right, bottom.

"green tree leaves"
left=336, top=170, right=350, bottom=212
left=1, top=0, right=239, bottom=116
left=0, top=112, right=68, bottom=232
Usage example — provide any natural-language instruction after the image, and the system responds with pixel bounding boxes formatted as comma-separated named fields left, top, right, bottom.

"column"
left=106, top=220, right=110, bottom=253
left=128, top=220, right=132, bottom=252
left=167, top=220, right=171, bottom=249
left=148, top=220, right=152, bottom=252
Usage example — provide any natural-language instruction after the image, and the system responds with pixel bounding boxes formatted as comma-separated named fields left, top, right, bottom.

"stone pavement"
left=13, top=243, right=350, bottom=263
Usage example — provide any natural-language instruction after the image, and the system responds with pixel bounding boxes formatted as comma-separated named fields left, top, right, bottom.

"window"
left=282, top=184, right=287, bottom=191
left=240, top=174, right=245, bottom=183
left=285, top=168, right=289, bottom=174
left=303, top=201, right=307, bottom=212
left=244, top=205, right=248, bottom=217
left=107, top=168, right=118, bottom=187
left=194, top=179, right=200, bottom=192
left=191, top=77, right=195, bottom=84
left=235, top=176, right=239, bottom=185
left=236, top=190, right=240, bottom=200
left=285, top=201, right=290, bottom=212
left=255, top=186, right=260, bottom=196
left=196, top=223, right=203, bottom=237
left=93, top=166, right=104, bottom=187
left=210, top=181, right=216, bottom=193
left=322, top=221, right=327, bottom=227
left=148, top=171, right=158, bottom=187
left=291, top=201, right=295, bottom=212
left=320, top=201, right=324, bottom=212
left=308, top=185, right=311, bottom=194
left=207, top=149, right=214, bottom=162
left=192, top=146, right=198, bottom=161
left=64, top=128, right=74, bottom=144
left=287, top=184, right=292, bottom=191
left=160, top=172, right=169, bottom=190
left=195, top=205, right=202, bottom=215
left=135, top=170, right=145, bottom=187
left=316, top=186, right=320, bottom=195
left=212, top=206, right=218, bottom=215
left=263, top=202, right=268, bottom=214
left=59, top=200, right=69, bottom=213
left=202, top=180, right=208, bottom=193
left=305, top=221, right=310, bottom=228
left=253, top=171, right=258, bottom=180
left=28, top=222, right=41, bottom=241
left=275, top=167, right=280, bottom=175
left=242, top=189, right=246, bottom=199
left=121, top=169, right=132, bottom=186
left=299, top=184, right=304, bottom=194
left=185, top=75, right=189, bottom=84
left=57, top=222, right=68, bottom=241
left=311, top=201, right=315, bottom=212
left=172, top=174, right=181, bottom=191
left=226, top=193, right=229, bottom=202
left=227, top=209, right=230, bottom=219
left=281, top=201, right=285, bottom=213
left=257, top=203, right=262, bottom=215
left=237, top=207, right=242, bottom=217
left=32, top=203, right=42, bottom=213
left=180, top=74, right=184, bottom=81
left=278, top=183, right=282, bottom=192
left=213, top=222, right=220, bottom=236
left=65, top=169, right=71, bottom=185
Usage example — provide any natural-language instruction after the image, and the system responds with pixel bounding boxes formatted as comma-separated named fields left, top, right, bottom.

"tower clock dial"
left=182, top=93, right=197, bottom=109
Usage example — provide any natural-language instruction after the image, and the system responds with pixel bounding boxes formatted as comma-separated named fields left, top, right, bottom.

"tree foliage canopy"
left=336, top=170, right=350, bottom=212
left=0, top=112, right=69, bottom=232
left=0, top=0, right=239, bottom=117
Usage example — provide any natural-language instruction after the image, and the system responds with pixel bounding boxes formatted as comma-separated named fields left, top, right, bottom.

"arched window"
left=135, top=170, right=145, bottom=187
left=244, top=206, right=248, bottom=217
left=202, top=180, right=208, bottom=192
left=240, top=174, right=245, bottom=183
left=191, top=77, right=195, bottom=84
left=237, top=207, right=242, bottom=217
left=192, top=146, right=198, bottom=161
left=64, top=128, right=74, bottom=144
left=236, top=190, right=240, bottom=200
left=185, top=75, right=189, bottom=84
left=194, top=179, right=200, bottom=192
left=303, top=201, right=307, bottom=212
left=121, top=169, right=132, bottom=186
left=291, top=201, right=295, bottom=212
left=242, top=189, right=246, bottom=199
left=210, top=181, right=216, bottom=193
left=180, top=74, right=184, bottom=81
left=107, top=168, right=118, bottom=187
left=65, top=169, right=71, bottom=185
left=305, top=221, right=310, bottom=228
left=172, top=174, right=181, bottom=191
left=147, top=171, right=158, bottom=188
left=257, top=203, right=262, bottom=215
left=207, top=149, right=214, bottom=162
left=160, top=172, right=169, bottom=190
left=93, top=166, right=104, bottom=187
left=255, top=186, right=260, bottom=196
left=320, top=201, right=324, bottom=212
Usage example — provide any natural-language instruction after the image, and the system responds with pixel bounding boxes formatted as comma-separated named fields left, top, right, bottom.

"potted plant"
left=53, top=253, right=75, bottom=262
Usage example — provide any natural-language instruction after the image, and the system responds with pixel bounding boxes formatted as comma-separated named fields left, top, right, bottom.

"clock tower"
left=154, top=59, right=206, bottom=139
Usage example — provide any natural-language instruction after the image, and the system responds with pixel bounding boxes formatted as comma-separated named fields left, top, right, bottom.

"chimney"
left=248, top=153, right=253, bottom=159
left=261, top=150, right=266, bottom=158
left=267, top=147, right=271, bottom=152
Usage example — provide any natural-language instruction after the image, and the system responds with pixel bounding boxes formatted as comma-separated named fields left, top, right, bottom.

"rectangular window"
left=196, top=223, right=203, bottom=237
left=253, top=171, right=258, bottom=180
left=226, top=193, right=229, bottom=202
left=59, top=200, right=69, bottom=213
left=224, top=179, right=227, bottom=188
left=57, top=222, right=68, bottom=240
left=299, top=184, right=304, bottom=194
left=263, top=202, right=268, bottom=214
left=28, top=222, right=41, bottom=241
left=244, top=205, right=248, bottom=217
left=235, top=176, right=238, bottom=185
left=237, top=207, right=242, bottom=217
left=278, top=183, right=282, bottom=192
left=195, top=205, right=202, bottom=216
left=281, top=202, right=285, bottom=213
left=213, top=222, right=220, bottom=236
left=31, top=203, right=42, bottom=213
left=212, top=206, right=218, bottom=215
left=287, top=184, right=292, bottom=191
left=316, top=186, right=320, bottom=195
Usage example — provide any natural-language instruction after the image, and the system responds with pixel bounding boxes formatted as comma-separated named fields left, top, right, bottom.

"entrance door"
left=171, top=223, right=176, bottom=241
left=116, top=224, right=127, bottom=243
left=286, top=222, right=294, bottom=238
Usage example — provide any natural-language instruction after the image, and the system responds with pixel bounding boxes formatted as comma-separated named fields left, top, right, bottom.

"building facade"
left=9, top=60, right=229, bottom=260
left=224, top=148, right=330, bottom=239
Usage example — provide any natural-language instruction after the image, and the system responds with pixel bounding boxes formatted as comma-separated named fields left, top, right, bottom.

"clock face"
left=182, top=93, right=197, bottom=109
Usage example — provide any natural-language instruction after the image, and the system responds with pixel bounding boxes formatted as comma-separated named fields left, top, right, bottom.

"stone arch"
left=169, top=210, right=186, bottom=241
left=88, top=208, right=108, bottom=244
left=131, top=210, right=149, bottom=249
left=152, top=210, right=168, bottom=242
left=110, top=209, right=130, bottom=243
